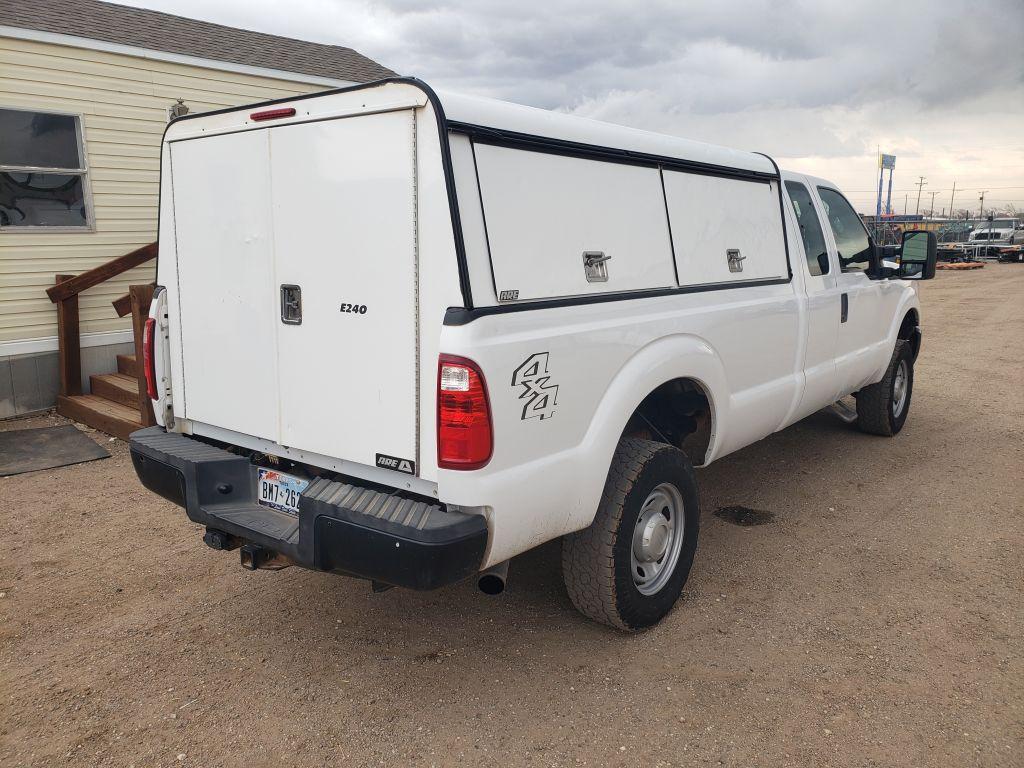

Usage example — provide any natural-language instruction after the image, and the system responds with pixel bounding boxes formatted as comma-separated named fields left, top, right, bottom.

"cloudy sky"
left=121, top=0, right=1023, bottom=215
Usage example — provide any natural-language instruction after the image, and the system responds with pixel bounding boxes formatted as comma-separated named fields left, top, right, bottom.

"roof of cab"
left=436, top=87, right=777, bottom=177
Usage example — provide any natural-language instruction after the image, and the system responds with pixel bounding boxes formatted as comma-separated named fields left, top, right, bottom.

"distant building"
left=1, top=0, right=394, bottom=416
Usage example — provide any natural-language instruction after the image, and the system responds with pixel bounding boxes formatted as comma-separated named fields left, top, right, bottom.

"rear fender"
left=563, top=333, right=728, bottom=533
left=440, top=333, right=728, bottom=567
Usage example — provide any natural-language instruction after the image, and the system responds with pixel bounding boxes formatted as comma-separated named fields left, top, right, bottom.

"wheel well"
left=898, top=309, right=921, bottom=360
left=621, top=378, right=713, bottom=466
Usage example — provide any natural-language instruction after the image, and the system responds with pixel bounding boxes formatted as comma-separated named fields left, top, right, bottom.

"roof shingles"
left=3, top=0, right=397, bottom=83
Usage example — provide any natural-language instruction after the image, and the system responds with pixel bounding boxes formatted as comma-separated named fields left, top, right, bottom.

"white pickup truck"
left=130, top=78, right=937, bottom=630
left=964, top=218, right=1024, bottom=259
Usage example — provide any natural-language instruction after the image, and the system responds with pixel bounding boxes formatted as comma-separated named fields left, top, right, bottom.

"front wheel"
left=856, top=340, right=914, bottom=436
left=562, top=439, right=700, bottom=630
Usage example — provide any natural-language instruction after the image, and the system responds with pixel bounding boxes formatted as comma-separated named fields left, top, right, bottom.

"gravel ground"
left=1, top=265, right=1022, bottom=768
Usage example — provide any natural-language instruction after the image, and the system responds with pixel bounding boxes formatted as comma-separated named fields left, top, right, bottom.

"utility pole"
left=949, top=180, right=956, bottom=219
left=978, top=191, right=987, bottom=218
left=928, top=190, right=938, bottom=217
left=915, top=176, right=927, bottom=215
left=904, top=194, right=908, bottom=215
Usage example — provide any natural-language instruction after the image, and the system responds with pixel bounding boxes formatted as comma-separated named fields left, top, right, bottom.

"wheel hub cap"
left=630, top=482, right=686, bottom=596
left=635, top=515, right=671, bottom=563
left=892, top=359, right=908, bottom=418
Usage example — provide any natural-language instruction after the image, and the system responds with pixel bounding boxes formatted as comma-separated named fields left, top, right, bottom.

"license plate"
left=257, top=468, right=309, bottom=515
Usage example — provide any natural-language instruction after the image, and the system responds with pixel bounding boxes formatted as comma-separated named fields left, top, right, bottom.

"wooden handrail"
left=51, top=243, right=158, bottom=426
left=46, top=242, right=157, bottom=303
left=55, top=274, right=81, bottom=397
left=112, top=291, right=133, bottom=317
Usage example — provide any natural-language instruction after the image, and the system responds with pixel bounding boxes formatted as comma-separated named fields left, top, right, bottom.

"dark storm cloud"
left=112, top=0, right=1024, bottom=208
left=362, top=0, right=1023, bottom=111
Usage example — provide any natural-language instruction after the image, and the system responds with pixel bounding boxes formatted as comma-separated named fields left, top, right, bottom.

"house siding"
left=0, top=34, right=335, bottom=348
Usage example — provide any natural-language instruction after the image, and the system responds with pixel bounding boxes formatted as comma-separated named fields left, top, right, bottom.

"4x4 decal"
left=512, top=353, right=559, bottom=420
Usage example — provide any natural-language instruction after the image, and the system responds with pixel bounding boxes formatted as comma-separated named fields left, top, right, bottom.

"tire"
left=856, top=340, right=914, bottom=436
left=561, top=438, right=700, bottom=631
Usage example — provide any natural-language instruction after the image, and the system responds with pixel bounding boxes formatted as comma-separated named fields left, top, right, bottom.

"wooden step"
left=90, top=372, right=139, bottom=408
left=57, top=394, right=143, bottom=441
left=116, top=353, right=137, bottom=377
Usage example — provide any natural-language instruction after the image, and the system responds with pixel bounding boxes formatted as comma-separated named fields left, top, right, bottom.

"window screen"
left=0, top=107, right=90, bottom=228
left=785, top=181, right=829, bottom=276
left=817, top=187, right=871, bottom=272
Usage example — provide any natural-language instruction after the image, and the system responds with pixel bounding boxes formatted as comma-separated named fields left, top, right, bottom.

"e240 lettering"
left=339, top=303, right=368, bottom=314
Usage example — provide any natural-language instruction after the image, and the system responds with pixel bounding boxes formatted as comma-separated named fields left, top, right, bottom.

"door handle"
left=840, top=292, right=849, bottom=323
left=583, top=251, right=610, bottom=282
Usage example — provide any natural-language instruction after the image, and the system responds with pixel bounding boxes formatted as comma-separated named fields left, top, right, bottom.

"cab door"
left=813, top=185, right=888, bottom=395
left=783, top=176, right=842, bottom=421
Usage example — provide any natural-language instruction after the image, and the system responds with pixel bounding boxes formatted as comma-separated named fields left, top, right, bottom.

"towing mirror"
left=898, top=230, right=937, bottom=280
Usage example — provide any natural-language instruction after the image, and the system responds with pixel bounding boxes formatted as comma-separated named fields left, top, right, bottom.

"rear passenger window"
left=817, top=187, right=872, bottom=272
left=785, top=181, right=829, bottom=276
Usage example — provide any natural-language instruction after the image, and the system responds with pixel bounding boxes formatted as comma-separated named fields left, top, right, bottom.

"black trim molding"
left=443, top=277, right=793, bottom=326
left=449, top=121, right=778, bottom=184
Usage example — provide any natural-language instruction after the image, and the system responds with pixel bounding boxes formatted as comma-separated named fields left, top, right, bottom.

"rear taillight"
left=437, top=355, right=492, bottom=470
left=142, top=317, right=157, bottom=400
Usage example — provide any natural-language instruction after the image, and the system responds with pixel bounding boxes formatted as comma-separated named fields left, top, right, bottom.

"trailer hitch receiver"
left=239, top=544, right=293, bottom=571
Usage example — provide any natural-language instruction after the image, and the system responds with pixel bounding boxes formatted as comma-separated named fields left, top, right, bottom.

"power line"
left=837, top=185, right=1024, bottom=193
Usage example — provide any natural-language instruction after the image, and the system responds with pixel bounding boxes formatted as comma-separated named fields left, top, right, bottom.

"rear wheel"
left=562, top=438, right=700, bottom=630
left=856, top=340, right=914, bottom=436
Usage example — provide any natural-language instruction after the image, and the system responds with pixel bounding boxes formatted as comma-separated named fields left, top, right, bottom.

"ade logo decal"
left=511, top=353, right=559, bottom=421
left=376, top=453, right=415, bottom=474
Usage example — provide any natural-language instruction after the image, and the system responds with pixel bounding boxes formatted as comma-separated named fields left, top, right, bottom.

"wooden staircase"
left=57, top=355, right=145, bottom=440
left=46, top=243, right=158, bottom=440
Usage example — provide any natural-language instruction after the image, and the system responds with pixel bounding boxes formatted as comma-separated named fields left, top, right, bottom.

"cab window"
left=817, top=187, right=871, bottom=272
left=785, top=181, right=829, bottom=276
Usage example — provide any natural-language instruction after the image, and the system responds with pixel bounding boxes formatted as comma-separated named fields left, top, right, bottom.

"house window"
left=0, top=107, right=92, bottom=229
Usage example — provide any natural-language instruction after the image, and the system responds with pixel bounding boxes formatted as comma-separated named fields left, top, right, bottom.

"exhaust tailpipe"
left=477, top=561, right=509, bottom=595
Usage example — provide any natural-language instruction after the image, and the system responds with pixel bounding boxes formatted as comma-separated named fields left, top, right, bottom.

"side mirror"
left=898, top=230, right=937, bottom=280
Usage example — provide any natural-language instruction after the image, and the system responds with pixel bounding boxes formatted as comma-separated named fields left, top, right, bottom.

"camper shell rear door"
left=166, top=103, right=420, bottom=473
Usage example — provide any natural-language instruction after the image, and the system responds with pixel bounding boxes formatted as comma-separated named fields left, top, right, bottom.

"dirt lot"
left=2, top=265, right=1022, bottom=768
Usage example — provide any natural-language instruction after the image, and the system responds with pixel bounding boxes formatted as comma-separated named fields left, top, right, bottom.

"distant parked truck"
left=964, top=218, right=1024, bottom=258
left=129, top=78, right=938, bottom=630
